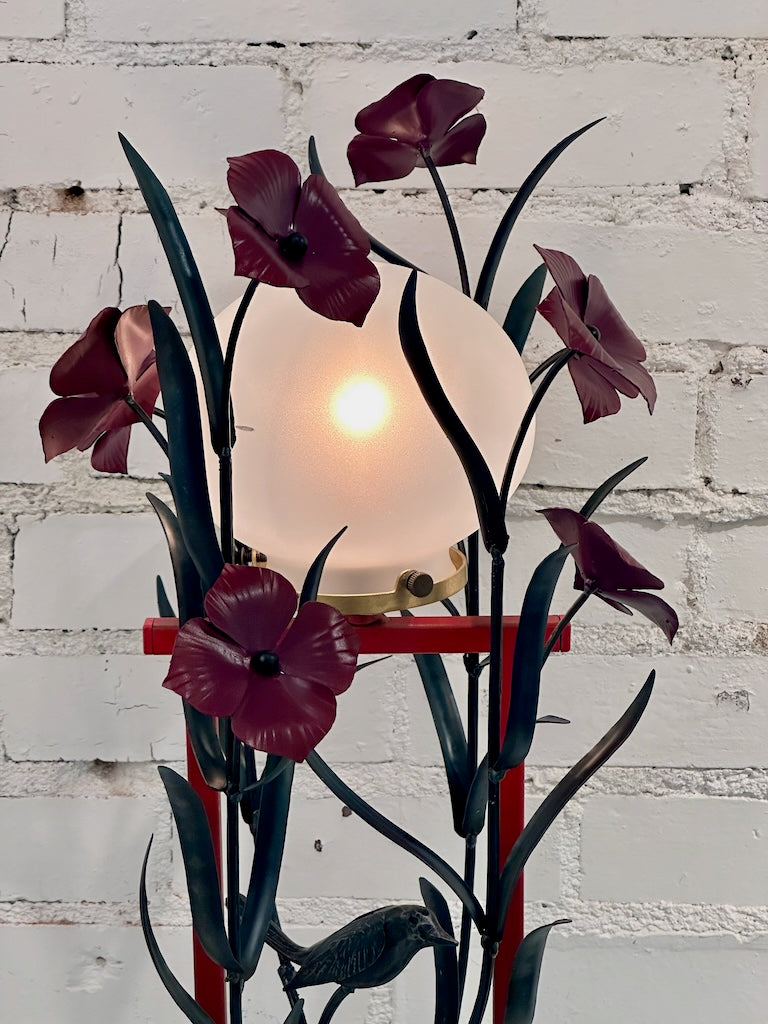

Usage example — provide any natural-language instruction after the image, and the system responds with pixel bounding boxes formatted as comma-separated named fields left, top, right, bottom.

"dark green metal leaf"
left=147, top=492, right=204, bottom=625
left=308, top=136, right=418, bottom=271
left=461, top=755, right=488, bottom=838
left=579, top=456, right=648, bottom=521
left=149, top=301, right=224, bottom=593
left=299, top=526, right=347, bottom=606
left=536, top=715, right=570, bottom=725
left=140, top=836, right=217, bottom=1024
left=502, top=264, right=547, bottom=355
left=155, top=575, right=176, bottom=618
left=399, top=271, right=507, bottom=553
left=183, top=702, right=228, bottom=792
left=284, top=999, right=306, bottom=1024
left=158, top=766, right=240, bottom=972
left=474, top=118, right=605, bottom=310
left=497, top=672, right=655, bottom=931
left=356, top=656, right=392, bottom=673
left=240, top=760, right=295, bottom=977
left=402, top=610, right=471, bottom=835
left=496, top=547, right=571, bottom=772
left=119, top=134, right=227, bottom=454
left=419, top=878, right=459, bottom=1024
left=503, top=920, right=569, bottom=1024
left=306, top=750, right=484, bottom=928
left=239, top=753, right=293, bottom=796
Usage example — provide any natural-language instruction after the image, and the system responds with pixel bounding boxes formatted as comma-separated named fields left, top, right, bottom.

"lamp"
left=210, top=263, right=534, bottom=612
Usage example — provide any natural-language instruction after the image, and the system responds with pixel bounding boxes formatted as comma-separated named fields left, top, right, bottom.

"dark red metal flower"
left=534, top=246, right=656, bottom=424
left=39, top=305, right=160, bottom=474
left=540, top=507, right=678, bottom=643
left=223, top=150, right=380, bottom=327
left=163, top=565, right=361, bottom=761
left=347, top=74, right=486, bottom=185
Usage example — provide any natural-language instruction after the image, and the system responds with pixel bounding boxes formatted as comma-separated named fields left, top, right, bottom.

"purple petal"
left=537, top=289, right=622, bottom=368
left=417, top=79, right=484, bottom=141
left=91, top=426, right=131, bottom=474
left=295, top=175, right=370, bottom=258
left=592, top=355, right=657, bottom=415
left=534, top=246, right=588, bottom=319
left=277, top=602, right=360, bottom=696
left=39, top=394, right=118, bottom=462
left=539, top=507, right=585, bottom=548
left=347, top=135, right=420, bottom=185
left=163, top=618, right=251, bottom=716
left=225, top=207, right=309, bottom=288
left=113, top=306, right=156, bottom=390
left=297, top=253, right=381, bottom=327
left=429, top=113, right=487, bottom=166
left=584, top=276, right=647, bottom=363
left=226, top=150, right=301, bottom=238
left=354, top=74, right=434, bottom=142
left=578, top=521, right=665, bottom=592
left=204, top=565, right=298, bottom=654
left=567, top=357, right=623, bottom=423
left=131, top=360, right=162, bottom=418
left=49, top=308, right=125, bottom=397
left=598, top=590, right=679, bottom=643
left=231, top=675, right=337, bottom=762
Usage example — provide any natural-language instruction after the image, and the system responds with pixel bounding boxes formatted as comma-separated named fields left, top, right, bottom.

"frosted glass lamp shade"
left=212, top=264, right=534, bottom=597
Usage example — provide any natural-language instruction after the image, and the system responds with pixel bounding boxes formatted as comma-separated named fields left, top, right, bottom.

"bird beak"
left=424, top=919, right=458, bottom=947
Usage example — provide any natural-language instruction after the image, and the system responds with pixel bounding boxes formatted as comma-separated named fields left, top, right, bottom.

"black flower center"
left=278, top=231, right=309, bottom=263
left=250, top=650, right=281, bottom=676
left=586, top=324, right=601, bottom=341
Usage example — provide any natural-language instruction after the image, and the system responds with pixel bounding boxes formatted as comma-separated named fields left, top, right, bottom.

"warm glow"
left=331, top=376, right=391, bottom=437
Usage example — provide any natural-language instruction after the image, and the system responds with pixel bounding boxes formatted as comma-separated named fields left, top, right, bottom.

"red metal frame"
left=144, top=614, right=570, bottom=1024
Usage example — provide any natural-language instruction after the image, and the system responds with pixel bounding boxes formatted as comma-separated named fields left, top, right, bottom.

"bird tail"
left=265, top=920, right=307, bottom=964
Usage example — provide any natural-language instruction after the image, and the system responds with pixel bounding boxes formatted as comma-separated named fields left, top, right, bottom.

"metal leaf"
left=147, top=493, right=204, bottom=625
left=419, top=878, right=459, bottom=1024
left=149, top=301, right=224, bottom=594
left=139, top=836, right=217, bottom=1024
left=239, top=753, right=293, bottom=796
left=461, top=755, right=488, bottom=838
left=308, top=136, right=418, bottom=270
left=496, top=547, right=571, bottom=772
left=356, top=656, right=392, bottom=673
left=119, top=134, right=227, bottom=454
left=535, top=715, right=570, bottom=725
left=402, top=610, right=471, bottom=835
left=497, top=672, right=655, bottom=931
left=474, top=118, right=605, bottom=310
left=503, top=920, right=569, bottom=1024
left=183, top=702, right=228, bottom=792
left=240, top=760, right=295, bottom=977
left=299, top=526, right=347, bottom=606
left=399, top=271, right=507, bottom=553
left=502, top=264, right=547, bottom=355
left=284, top=999, right=306, bottom=1024
left=158, top=766, right=240, bottom=972
left=155, top=575, right=176, bottom=618
left=579, top=456, right=648, bottom=521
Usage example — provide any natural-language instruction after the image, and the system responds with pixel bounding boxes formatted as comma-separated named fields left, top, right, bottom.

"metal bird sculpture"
left=266, top=904, right=456, bottom=992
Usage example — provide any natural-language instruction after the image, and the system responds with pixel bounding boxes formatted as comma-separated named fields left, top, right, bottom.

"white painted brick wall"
left=0, top=1, right=64, bottom=39
left=531, top=1, right=768, bottom=39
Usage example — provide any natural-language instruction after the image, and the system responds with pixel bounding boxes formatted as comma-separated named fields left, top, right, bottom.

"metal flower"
left=39, top=305, right=160, bottom=474
left=347, top=74, right=486, bottom=185
left=163, top=565, right=361, bottom=761
left=540, top=507, right=678, bottom=642
left=223, top=149, right=380, bottom=327
left=535, top=245, right=657, bottom=424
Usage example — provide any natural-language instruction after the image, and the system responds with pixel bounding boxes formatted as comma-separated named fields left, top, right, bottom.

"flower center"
left=250, top=650, right=281, bottom=676
left=278, top=231, right=309, bottom=263
left=586, top=324, right=601, bottom=341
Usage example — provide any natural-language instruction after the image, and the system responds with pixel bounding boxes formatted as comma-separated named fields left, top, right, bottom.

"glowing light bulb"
left=331, top=376, right=391, bottom=437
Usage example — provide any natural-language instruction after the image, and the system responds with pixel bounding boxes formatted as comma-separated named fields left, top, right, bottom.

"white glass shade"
left=211, top=264, right=534, bottom=596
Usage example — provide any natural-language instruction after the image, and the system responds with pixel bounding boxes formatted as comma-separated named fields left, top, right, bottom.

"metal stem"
left=528, top=348, right=568, bottom=384
left=423, top=153, right=471, bottom=297
left=318, top=987, right=350, bottom=1024
left=540, top=588, right=593, bottom=666
left=226, top=727, right=243, bottom=1024
left=124, top=395, right=169, bottom=456
left=457, top=835, right=477, bottom=1000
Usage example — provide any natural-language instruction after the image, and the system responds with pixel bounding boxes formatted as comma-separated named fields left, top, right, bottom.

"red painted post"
left=144, top=614, right=570, bottom=1024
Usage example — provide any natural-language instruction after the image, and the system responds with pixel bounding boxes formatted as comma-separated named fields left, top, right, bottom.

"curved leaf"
left=535, top=715, right=570, bottom=725
left=240, top=760, right=295, bottom=977
left=155, top=575, right=176, bottom=618
left=474, top=118, right=605, bottom=310
left=139, top=836, right=218, bottom=1024
left=147, top=493, right=204, bottom=625
left=399, top=271, right=507, bottom=552
left=420, top=878, right=459, bottom=1024
left=503, top=920, right=569, bottom=1024
left=299, top=526, right=347, bottom=606
left=356, top=656, right=392, bottom=673
left=461, top=755, right=488, bottom=838
left=402, top=610, right=471, bottom=835
left=119, top=134, right=226, bottom=453
left=502, top=264, right=547, bottom=355
left=308, top=136, right=418, bottom=270
left=158, top=766, right=240, bottom=972
left=149, top=301, right=224, bottom=593
left=579, top=456, right=648, bottom=521
left=497, top=672, right=655, bottom=931
left=496, top=547, right=571, bottom=772
left=183, top=702, right=228, bottom=792
left=239, top=753, right=293, bottom=796
left=284, top=999, right=306, bottom=1024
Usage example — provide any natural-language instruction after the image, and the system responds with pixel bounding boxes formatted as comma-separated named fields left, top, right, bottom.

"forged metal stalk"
left=423, top=153, right=471, bottom=297
left=124, top=394, right=169, bottom=456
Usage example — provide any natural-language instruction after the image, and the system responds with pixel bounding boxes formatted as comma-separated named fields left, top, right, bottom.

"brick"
left=581, top=796, right=768, bottom=904
left=0, top=213, right=121, bottom=332
left=13, top=513, right=172, bottom=629
left=749, top=73, right=768, bottom=200
left=0, top=64, right=283, bottom=189
left=85, top=0, right=513, bottom=42
left=0, top=654, right=186, bottom=762
left=0, top=367, right=63, bottom=482
left=709, top=374, right=768, bottom=492
left=0, top=0, right=64, bottom=38
left=533, top=1, right=768, bottom=37
left=304, top=59, right=727, bottom=189
left=315, top=654, right=396, bottom=763
left=706, top=522, right=768, bottom=620
left=527, top=654, right=768, bottom=770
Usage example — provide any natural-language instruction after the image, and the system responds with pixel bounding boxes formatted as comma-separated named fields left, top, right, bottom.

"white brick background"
left=0, top=3, right=767, bottom=1023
